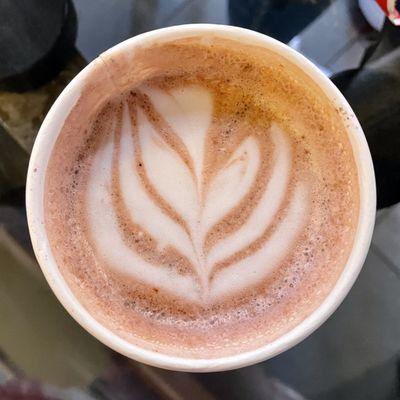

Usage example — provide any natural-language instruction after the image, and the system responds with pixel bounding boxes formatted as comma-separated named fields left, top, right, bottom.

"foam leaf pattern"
left=201, top=136, right=260, bottom=238
left=206, top=124, right=292, bottom=269
left=86, top=85, right=308, bottom=303
left=118, top=104, right=195, bottom=263
left=87, top=135, right=200, bottom=302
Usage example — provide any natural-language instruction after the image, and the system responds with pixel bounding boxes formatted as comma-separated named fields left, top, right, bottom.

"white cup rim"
left=26, top=24, right=376, bottom=372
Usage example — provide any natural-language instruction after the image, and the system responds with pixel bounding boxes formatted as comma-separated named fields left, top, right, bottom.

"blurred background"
left=0, top=0, right=400, bottom=399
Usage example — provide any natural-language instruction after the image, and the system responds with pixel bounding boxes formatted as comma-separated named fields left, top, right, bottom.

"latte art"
left=44, top=36, right=359, bottom=358
left=88, top=85, right=307, bottom=303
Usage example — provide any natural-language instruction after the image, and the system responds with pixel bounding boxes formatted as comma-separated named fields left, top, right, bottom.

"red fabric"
left=375, top=0, right=400, bottom=24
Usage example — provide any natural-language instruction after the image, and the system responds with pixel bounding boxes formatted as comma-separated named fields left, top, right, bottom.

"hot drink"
left=44, top=36, right=359, bottom=358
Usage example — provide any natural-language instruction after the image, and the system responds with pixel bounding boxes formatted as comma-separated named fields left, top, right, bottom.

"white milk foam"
left=87, top=86, right=308, bottom=303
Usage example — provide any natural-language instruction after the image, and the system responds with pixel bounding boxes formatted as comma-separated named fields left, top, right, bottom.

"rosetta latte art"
left=45, top=37, right=360, bottom=355
left=87, top=85, right=308, bottom=303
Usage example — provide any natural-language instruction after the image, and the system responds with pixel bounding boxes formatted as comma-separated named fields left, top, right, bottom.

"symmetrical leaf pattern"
left=87, top=86, right=307, bottom=303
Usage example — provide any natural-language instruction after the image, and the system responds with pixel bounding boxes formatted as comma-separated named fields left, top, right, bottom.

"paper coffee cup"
left=26, top=24, right=376, bottom=372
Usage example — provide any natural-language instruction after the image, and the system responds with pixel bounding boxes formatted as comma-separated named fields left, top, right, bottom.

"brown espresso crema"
left=44, top=36, right=359, bottom=358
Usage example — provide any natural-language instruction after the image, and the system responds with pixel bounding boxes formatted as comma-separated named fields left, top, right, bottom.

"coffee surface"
left=44, top=36, right=359, bottom=358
